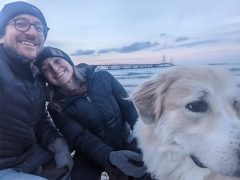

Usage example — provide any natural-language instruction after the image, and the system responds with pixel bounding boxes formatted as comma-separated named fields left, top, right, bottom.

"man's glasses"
left=7, top=19, right=49, bottom=34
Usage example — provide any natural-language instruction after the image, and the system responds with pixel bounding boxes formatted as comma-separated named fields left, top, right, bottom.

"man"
left=0, top=1, right=73, bottom=179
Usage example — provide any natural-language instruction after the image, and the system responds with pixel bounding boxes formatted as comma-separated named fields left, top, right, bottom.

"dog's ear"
left=132, top=72, right=176, bottom=124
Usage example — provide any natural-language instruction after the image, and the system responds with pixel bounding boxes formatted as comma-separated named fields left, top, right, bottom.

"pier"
left=96, top=63, right=174, bottom=70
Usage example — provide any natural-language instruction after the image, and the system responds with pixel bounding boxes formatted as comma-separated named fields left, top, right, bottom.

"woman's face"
left=41, top=57, right=74, bottom=86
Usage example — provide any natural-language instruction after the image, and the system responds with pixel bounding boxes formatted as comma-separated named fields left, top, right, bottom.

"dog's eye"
left=186, top=101, right=208, bottom=112
left=233, top=100, right=240, bottom=111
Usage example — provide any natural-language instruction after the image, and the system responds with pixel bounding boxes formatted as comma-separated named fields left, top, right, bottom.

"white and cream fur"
left=132, top=66, right=240, bottom=180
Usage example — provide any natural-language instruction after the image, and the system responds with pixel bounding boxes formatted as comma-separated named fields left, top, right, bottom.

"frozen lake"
left=102, top=63, right=240, bottom=94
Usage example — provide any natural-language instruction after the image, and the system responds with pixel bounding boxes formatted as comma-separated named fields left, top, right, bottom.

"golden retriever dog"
left=131, top=66, right=240, bottom=180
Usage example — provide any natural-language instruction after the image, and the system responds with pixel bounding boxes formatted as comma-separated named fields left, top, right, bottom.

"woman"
left=35, top=46, right=152, bottom=180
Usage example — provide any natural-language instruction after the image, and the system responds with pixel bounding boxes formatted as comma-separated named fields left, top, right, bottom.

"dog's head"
left=132, top=66, right=240, bottom=177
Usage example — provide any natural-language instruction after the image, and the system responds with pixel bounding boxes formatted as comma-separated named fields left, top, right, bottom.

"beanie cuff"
left=35, top=46, right=74, bottom=69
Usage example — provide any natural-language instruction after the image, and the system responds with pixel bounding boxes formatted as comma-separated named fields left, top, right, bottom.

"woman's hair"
left=73, top=66, right=86, bottom=83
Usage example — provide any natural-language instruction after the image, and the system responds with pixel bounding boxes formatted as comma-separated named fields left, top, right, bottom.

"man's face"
left=1, top=14, right=45, bottom=60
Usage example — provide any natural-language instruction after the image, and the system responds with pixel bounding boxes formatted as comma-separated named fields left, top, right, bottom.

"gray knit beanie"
left=35, top=46, right=74, bottom=69
left=0, top=1, right=49, bottom=38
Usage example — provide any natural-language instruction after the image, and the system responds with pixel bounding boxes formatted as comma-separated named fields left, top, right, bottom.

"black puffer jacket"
left=48, top=64, right=139, bottom=168
left=0, top=45, right=60, bottom=173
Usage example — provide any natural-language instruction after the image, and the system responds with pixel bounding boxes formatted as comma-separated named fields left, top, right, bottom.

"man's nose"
left=25, top=24, right=38, bottom=35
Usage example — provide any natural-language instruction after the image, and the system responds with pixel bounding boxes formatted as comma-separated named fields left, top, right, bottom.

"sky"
left=0, top=0, right=240, bottom=65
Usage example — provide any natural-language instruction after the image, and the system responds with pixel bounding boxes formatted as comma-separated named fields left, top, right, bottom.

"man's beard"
left=5, top=45, right=33, bottom=64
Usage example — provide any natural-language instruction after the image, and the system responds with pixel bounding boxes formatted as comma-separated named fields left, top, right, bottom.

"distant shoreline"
left=96, top=62, right=174, bottom=70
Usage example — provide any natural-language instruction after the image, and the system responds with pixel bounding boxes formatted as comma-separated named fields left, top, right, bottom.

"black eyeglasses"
left=7, top=19, right=49, bottom=34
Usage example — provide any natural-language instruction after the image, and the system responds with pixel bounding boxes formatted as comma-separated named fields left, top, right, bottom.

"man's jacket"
left=0, top=45, right=60, bottom=173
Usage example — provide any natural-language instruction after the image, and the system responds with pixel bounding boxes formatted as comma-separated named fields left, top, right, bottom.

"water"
left=103, top=63, right=240, bottom=94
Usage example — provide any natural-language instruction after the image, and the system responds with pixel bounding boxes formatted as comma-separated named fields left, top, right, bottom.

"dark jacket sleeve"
left=48, top=106, right=113, bottom=168
left=35, top=109, right=61, bottom=146
left=108, top=72, right=139, bottom=129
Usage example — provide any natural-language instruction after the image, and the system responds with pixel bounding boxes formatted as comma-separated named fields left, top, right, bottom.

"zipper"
left=86, top=96, right=92, bottom=103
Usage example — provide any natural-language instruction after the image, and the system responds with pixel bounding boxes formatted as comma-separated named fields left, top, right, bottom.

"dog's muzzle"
left=190, top=155, right=207, bottom=168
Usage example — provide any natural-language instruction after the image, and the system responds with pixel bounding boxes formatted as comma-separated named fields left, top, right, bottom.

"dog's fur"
left=131, top=66, right=240, bottom=180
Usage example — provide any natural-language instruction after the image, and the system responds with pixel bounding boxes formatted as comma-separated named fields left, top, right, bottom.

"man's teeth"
left=22, top=41, right=36, bottom=46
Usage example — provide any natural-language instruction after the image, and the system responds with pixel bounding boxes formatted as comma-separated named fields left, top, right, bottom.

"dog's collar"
left=190, top=155, right=207, bottom=168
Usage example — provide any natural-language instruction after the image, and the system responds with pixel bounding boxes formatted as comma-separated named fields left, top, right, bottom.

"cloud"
left=98, top=48, right=117, bottom=54
left=71, top=37, right=222, bottom=57
left=159, top=33, right=172, bottom=39
left=175, top=36, right=190, bottom=42
left=155, top=39, right=222, bottom=51
left=97, top=41, right=159, bottom=54
left=118, top=42, right=159, bottom=53
left=71, top=49, right=95, bottom=56
left=176, top=39, right=221, bottom=48
left=71, top=41, right=159, bottom=56
left=159, top=33, right=167, bottom=37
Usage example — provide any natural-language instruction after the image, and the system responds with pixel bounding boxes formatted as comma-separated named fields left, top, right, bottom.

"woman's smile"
left=55, top=70, right=65, bottom=79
